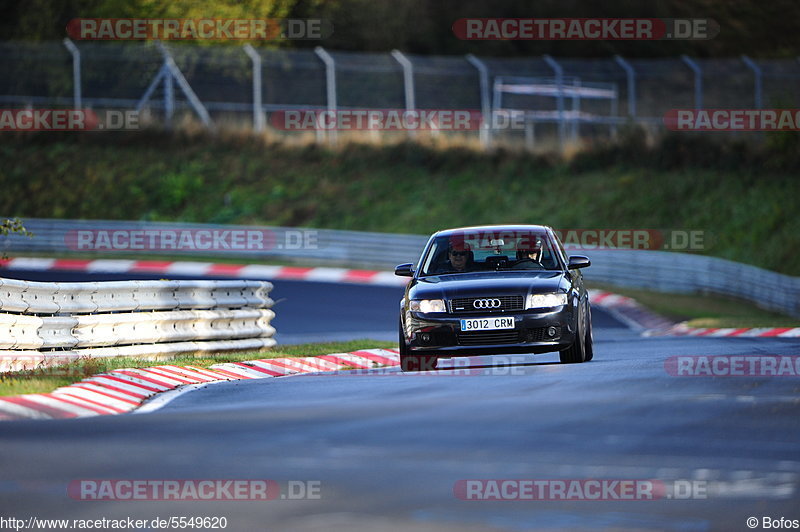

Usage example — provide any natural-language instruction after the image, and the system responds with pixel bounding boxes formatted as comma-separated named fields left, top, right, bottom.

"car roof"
left=432, top=225, right=553, bottom=237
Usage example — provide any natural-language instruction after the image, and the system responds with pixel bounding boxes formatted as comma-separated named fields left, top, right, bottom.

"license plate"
left=460, top=317, right=515, bottom=331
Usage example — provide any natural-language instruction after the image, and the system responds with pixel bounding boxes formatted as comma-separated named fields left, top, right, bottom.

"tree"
left=1, top=218, right=33, bottom=259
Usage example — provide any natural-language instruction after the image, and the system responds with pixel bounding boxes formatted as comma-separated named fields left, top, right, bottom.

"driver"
left=513, top=236, right=543, bottom=268
left=438, top=242, right=473, bottom=273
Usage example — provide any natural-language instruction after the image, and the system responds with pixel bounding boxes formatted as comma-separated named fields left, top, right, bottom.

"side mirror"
left=567, top=255, right=591, bottom=269
left=394, top=263, right=415, bottom=277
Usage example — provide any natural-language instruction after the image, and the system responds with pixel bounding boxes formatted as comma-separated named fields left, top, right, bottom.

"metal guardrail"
left=0, top=218, right=429, bottom=269
left=578, top=249, right=800, bottom=317
left=0, top=276, right=272, bottom=314
left=0, top=276, right=275, bottom=371
left=1, top=218, right=798, bottom=317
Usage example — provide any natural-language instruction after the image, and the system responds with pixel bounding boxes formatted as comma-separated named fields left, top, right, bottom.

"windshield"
left=419, top=229, right=562, bottom=276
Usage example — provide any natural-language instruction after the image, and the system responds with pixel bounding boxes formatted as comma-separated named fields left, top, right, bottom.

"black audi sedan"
left=395, top=225, right=593, bottom=371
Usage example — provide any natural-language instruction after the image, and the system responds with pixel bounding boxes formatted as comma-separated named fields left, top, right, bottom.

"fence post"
left=492, top=77, right=503, bottom=119
left=543, top=55, right=566, bottom=150
left=465, top=54, right=492, bottom=150
left=390, top=50, right=416, bottom=139
left=741, top=55, right=763, bottom=109
left=244, top=44, right=265, bottom=132
left=609, top=85, right=619, bottom=137
left=156, top=42, right=213, bottom=128
left=681, top=55, right=703, bottom=109
left=164, top=64, right=174, bottom=129
left=524, top=118, right=535, bottom=150
left=613, top=55, right=636, bottom=118
left=315, top=46, right=337, bottom=146
left=571, top=78, right=581, bottom=141
left=62, top=38, right=82, bottom=109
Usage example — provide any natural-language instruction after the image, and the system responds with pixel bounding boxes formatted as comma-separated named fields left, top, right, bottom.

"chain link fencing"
left=1, top=41, right=799, bottom=149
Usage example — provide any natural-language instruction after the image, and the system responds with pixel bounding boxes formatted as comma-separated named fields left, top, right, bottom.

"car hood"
left=409, top=270, right=567, bottom=300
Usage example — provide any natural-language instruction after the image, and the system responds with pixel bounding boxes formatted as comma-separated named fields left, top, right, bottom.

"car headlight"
left=409, top=299, right=446, bottom=313
left=526, top=293, right=568, bottom=310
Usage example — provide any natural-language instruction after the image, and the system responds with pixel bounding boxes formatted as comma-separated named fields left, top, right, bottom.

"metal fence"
left=2, top=41, right=800, bottom=148
left=2, top=218, right=798, bottom=317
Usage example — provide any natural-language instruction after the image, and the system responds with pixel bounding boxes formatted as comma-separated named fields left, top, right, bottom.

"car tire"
left=399, top=320, right=438, bottom=371
left=399, top=319, right=409, bottom=358
left=584, top=303, right=594, bottom=362
left=559, top=302, right=587, bottom=364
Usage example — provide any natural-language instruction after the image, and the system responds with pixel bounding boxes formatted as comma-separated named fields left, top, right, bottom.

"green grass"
left=1, top=131, right=799, bottom=275
left=589, top=283, right=800, bottom=328
left=0, top=340, right=397, bottom=397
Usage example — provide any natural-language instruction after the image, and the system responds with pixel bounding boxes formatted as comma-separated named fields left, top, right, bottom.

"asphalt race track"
left=0, top=269, right=798, bottom=531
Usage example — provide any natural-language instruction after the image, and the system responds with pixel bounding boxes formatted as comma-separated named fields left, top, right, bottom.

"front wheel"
left=560, top=303, right=588, bottom=364
left=584, top=303, right=594, bottom=362
left=399, top=320, right=438, bottom=371
left=399, top=319, right=409, bottom=358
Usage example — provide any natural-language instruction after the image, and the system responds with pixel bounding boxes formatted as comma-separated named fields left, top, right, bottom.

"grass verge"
left=2, top=131, right=799, bottom=275
left=0, top=339, right=397, bottom=397
left=589, top=283, right=800, bottom=329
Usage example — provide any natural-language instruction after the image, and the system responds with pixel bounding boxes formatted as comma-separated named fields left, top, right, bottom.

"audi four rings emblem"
left=473, top=298, right=501, bottom=309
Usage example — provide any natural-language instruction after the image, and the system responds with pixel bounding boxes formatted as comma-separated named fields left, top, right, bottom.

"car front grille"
left=455, top=327, right=561, bottom=346
left=448, top=295, right=524, bottom=314
left=457, top=330, right=521, bottom=345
